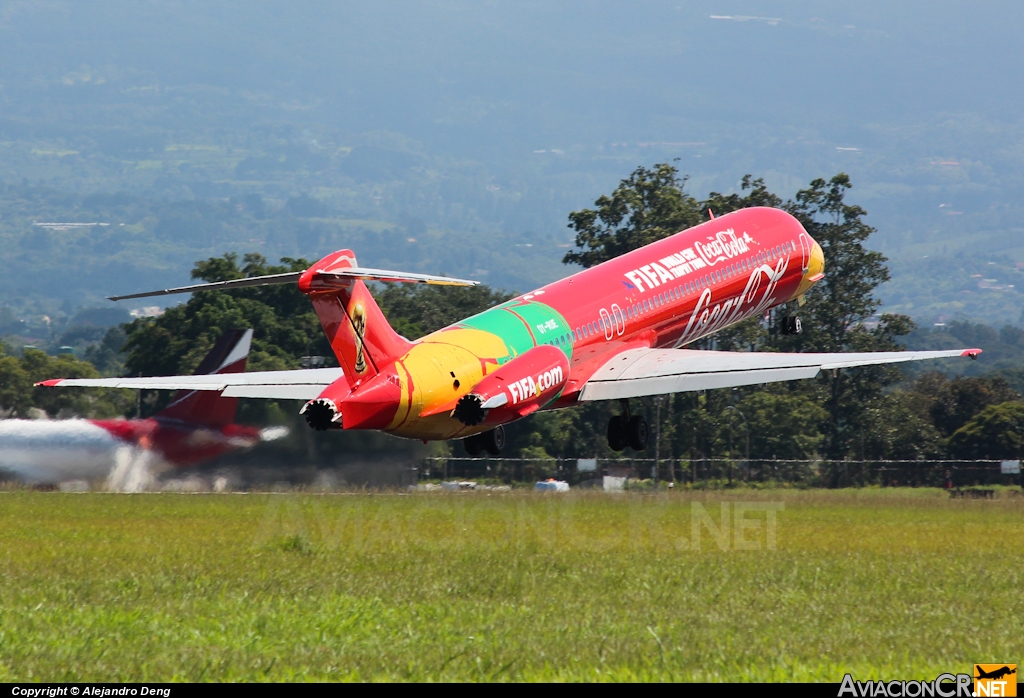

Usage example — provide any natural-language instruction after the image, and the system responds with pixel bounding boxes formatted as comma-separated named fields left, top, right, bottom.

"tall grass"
left=0, top=489, right=1020, bottom=681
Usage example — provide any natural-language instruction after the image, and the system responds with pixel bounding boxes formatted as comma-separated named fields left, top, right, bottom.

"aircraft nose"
left=794, top=241, right=825, bottom=299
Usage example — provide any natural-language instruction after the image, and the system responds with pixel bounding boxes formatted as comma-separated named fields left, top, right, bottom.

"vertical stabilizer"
left=155, top=329, right=253, bottom=427
left=299, top=250, right=414, bottom=388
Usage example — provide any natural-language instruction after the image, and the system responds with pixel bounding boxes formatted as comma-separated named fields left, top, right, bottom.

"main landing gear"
left=607, top=399, right=648, bottom=452
left=463, top=425, right=505, bottom=456
left=780, top=316, right=802, bottom=335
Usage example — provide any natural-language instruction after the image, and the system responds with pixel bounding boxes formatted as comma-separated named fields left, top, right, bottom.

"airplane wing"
left=37, top=368, right=347, bottom=401
left=578, top=347, right=982, bottom=402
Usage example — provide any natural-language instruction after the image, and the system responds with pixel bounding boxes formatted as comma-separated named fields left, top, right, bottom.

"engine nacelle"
left=452, top=345, right=569, bottom=426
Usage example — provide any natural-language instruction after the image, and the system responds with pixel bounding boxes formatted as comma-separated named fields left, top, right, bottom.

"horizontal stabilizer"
left=108, top=267, right=476, bottom=301
left=108, top=272, right=304, bottom=301
left=316, top=268, right=478, bottom=286
left=579, top=347, right=982, bottom=402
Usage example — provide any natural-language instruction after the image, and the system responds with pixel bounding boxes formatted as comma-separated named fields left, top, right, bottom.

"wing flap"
left=579, top=347, right=980, bottom=402
left=221, top=385, right=326, bottom=400
left=38, top=367, right=347, bottom=396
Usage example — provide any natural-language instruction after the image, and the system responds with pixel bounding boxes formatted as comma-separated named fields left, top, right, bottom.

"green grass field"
left=0, top=488, right=1020, bottom=681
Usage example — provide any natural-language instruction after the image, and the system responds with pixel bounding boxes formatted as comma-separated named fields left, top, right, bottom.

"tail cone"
left=301, top=398, right=340, bottom=431
left=452, top=394, right=486, bottom=426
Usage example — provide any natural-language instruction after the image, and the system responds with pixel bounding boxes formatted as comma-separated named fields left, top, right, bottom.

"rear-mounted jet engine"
left=453, top=345, right=569, bottom=427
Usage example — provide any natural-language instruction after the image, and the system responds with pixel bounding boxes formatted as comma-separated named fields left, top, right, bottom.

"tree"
left=930, top=376, right=1021, bottom=437
left=0, top=346, right=129, bottom=419
left=122, top=253, right=333, bottom=379
left=860, top=392, right=944, bottom=460
left=732, top=391, right=827, bottom=460
left=780, top=175, right=915, bottom=458
left=560, top=167, right=920, bottom=461
left=375, top=284, right=513, bottom=339
left=563, top=163, right=702, bottom=268
left=702, top=175, right=783, bottom=217
left=948, top=401, right=1024, bottom=460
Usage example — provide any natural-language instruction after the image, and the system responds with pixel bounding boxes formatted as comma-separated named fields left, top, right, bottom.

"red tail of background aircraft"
left=3, top=329, right=285, bottom=485
left=42, top=207, right=980, bottom=456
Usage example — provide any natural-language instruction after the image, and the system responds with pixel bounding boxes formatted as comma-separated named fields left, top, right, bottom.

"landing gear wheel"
left=627, top=415, right=649, bottom=451
left=463, top=434, right=483, bottom=456
left=483, top=425, right=505, bottom=456
left=781, top=316, right=802, bottom=335
left=607, top=415, right=627, bottom=452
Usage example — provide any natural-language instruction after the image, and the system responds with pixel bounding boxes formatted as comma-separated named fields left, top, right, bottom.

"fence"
left=420, top=456, right=1024, bottom=488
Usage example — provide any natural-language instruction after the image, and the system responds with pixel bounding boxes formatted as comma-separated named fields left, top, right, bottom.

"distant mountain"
left=1, top=1, right=1022, bottom=327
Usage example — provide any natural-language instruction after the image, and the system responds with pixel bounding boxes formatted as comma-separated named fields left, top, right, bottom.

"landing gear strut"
left=607, top=400, right=648, bottom=452
left=463, top=425, right=505, bottom=456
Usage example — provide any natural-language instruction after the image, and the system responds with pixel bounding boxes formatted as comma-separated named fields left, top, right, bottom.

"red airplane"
left=41, top=207, right=979, bottom=456
left=5, top=329, right=285, bottom=484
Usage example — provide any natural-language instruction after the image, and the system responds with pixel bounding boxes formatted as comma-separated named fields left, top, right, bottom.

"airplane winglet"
left=35, top=379, right=63, bottom=387
left=961, top=348, right=982, bottom=359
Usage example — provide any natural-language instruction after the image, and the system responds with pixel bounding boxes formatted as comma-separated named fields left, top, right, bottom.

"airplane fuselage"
left=322, top=207, right=824, bottom=441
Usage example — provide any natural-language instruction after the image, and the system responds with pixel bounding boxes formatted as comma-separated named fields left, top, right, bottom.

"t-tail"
left=154, top=328, right=253, bottom=427
left=297, top=250, right=414, bottom=387
left=105, top=250, right=478, bottom=390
